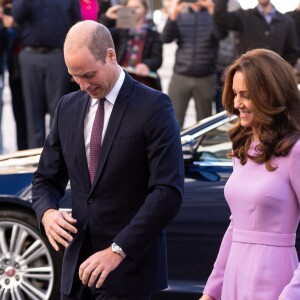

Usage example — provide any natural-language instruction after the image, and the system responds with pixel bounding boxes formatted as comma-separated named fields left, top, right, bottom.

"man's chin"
left=88, top=91, right=101, bottom=99
left=88, top=93, right=98, bottom=98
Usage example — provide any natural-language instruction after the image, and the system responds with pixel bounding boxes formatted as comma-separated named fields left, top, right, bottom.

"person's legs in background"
left=214, top=69, right=225, bottom=113
left=44, top=51, right=71, bottom=124
left=19, top=49, right=47, bottom=148
left=9, top=76, right=28, bottom=150
left=168, top=73, right=192, bottom=129
left=193, top=73, right=216, bottom=122
left=0, top=72, right=3, bottom=153
left=8, top=54, right=28, bottom=150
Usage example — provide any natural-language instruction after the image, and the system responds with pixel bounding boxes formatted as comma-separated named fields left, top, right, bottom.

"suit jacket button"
left=88, top=198, right=95, bottom=204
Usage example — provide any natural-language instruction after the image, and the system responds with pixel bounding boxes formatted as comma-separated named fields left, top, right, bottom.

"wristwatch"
left=111, top=242, right=126, bottom=259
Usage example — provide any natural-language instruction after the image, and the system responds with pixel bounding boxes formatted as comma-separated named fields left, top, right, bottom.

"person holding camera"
left=161, top=0, right=227, bottom=129
left=100, top=0, right=163, bottom=90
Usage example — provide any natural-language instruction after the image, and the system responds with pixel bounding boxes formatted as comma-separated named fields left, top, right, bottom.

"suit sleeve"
left=214, top=0, right=242, bottom=30
left=113, top=92, right=184, bottom=260
left=281, top=16, right=299, bottom=66
left=99, top=13, right=116, bottom=28
left=32, top=97, right=69, bottom=230
left=12, top=0, right=31, bottom=23
left=161, top=18, right=180, bottom=43
left=203, top=217, right=233, bottom=300
left=279, top=141, right=300, bottom=299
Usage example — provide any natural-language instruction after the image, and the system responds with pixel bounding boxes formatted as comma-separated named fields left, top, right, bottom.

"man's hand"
left=169, top=0, right=188, bottom=21
left=79, top=247, right=124, bottom=288
left=42, top=209, right=78, bottom=251
left=198, top=0, right=214, bottom=14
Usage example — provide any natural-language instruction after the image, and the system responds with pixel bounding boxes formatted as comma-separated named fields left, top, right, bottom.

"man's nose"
left=77, top=78, right=89, bottom=91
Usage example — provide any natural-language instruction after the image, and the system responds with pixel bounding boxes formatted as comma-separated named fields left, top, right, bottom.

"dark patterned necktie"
left=89, top=98, right=105, bottom=183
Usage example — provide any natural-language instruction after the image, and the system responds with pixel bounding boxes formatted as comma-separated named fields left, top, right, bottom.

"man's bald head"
left=64, top=20, right=115, bottom=63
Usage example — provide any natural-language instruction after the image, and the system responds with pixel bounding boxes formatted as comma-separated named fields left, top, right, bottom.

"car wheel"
left=0, top=208, right=62, bottom=300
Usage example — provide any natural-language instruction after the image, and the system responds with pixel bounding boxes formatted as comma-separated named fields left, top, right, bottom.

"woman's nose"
left=234, top=95, right=243, bottom=109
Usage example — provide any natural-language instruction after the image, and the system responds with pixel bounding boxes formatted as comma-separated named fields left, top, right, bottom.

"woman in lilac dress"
left=200, top=48, right=300, bottom=300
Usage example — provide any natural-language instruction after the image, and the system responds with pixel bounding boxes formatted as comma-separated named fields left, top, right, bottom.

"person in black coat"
left=214, top=0, right=299, bottom=66
left=286, top=2, right=300, bottom=83
left=161, top=0, right=226, bottom=129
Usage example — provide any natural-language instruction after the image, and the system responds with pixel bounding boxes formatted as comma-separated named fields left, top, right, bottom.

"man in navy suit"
left=32, top=20, right=184, bottom=300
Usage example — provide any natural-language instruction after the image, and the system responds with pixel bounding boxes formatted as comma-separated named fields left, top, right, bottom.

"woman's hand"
left=2, top=15, right=15, bottom=28
left=105, top=4, right=123, bottom=20
left=135, top=63, right=150, bottom=76
left=199, top=295, right=216, bottom=300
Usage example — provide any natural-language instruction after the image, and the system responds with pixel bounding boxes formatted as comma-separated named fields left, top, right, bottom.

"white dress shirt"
left=84, top=67, right=125, bottom=166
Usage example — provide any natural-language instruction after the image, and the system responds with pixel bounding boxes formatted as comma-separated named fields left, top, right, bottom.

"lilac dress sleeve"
left=202, top=219, right=233, bottom=300
left=279, top=141, right=300, bottom=299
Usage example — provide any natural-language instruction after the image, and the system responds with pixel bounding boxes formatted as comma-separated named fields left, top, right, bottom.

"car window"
left=194, top=120, right=234, bottom=163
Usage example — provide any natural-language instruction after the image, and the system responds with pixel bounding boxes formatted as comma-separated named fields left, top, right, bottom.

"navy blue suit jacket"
left=32, top=73, right=184, bottom=295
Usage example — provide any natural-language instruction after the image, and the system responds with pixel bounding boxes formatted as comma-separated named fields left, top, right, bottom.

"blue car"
left=0, top=112, right=243, bottom=299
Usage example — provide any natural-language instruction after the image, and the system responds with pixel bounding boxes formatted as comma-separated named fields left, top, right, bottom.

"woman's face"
left=126, top=0, right=147, bottom=22
left=233, top=71, right=259, bottom=133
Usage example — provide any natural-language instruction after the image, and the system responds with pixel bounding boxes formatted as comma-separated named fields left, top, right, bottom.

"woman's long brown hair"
left=223, top=49, right=300, bottom=171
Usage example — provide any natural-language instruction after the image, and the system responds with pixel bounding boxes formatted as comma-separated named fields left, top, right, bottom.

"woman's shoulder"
left=290, top=138, right=300, bottom=156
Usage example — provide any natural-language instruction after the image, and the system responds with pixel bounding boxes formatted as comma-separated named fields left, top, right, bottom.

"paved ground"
left=1, top=42, right=197, bottom=154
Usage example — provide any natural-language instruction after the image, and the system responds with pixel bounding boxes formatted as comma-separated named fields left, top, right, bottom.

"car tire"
left=0, top=207, right=62, bottom=300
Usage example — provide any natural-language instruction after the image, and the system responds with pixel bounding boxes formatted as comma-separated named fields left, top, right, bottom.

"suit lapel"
left=75, top=93, right=91, bottom=192
left=89, top=73, right=133, bottom=193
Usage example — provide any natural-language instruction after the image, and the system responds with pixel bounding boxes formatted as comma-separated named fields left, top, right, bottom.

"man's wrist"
left=111, top=242, right=126, bottom=259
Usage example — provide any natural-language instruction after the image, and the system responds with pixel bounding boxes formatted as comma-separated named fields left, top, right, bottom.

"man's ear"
left=106, top=48, right=117, bottom=63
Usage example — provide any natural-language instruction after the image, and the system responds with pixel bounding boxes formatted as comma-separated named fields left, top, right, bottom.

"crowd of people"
left=1, top=1, right=300, bottom=300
